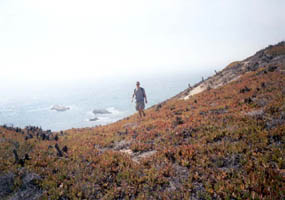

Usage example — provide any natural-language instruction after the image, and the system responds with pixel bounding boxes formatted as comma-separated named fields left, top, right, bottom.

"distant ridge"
left=172, top=41, right=285, bottom=100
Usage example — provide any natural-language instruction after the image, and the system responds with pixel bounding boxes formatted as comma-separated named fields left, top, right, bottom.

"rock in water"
left=92, top=109, right=111, bottom=115
left=51, top=105, right=70, bottom=112
left=89, top=117, right=99, bottom=121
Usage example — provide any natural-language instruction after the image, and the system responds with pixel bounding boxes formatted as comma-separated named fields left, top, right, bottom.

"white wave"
left=87, top=107, right=125, bottom=124
left=86, top=110, right=94, bottom=117
left=97, top=116, right=110, bottom=120
left=106, top=107, right=121, bottom=115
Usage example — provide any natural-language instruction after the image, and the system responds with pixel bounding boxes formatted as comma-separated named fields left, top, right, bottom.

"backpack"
left=134, top=87, right=145, bottom=97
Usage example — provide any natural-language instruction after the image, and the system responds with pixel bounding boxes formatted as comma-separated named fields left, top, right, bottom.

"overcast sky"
left=0, top=0, right=285, bottom=85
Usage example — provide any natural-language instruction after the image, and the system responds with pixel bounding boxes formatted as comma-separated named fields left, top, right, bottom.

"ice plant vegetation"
left=0, top=42, right=284, bottom=199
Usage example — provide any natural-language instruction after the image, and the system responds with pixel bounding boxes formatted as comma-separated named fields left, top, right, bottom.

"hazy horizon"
left=1, top=0, right=285, bottom=88
left=0, top=71, right=202, bottom=130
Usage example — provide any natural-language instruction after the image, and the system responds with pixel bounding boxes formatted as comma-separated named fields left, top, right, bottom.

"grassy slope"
left=0, top=45, right=285, bottom=199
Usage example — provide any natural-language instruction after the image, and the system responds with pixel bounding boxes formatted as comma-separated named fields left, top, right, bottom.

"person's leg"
left=138, top=109, right=143, bottom=118
left=142, top=110, right=146, bottom=117
left=140, top=101, right=146, bottom=117
left=136, top=103, right=140, bottom=118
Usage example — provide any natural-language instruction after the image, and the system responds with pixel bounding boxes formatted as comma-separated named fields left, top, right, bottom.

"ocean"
left=0, top=70, right=212, bottom=131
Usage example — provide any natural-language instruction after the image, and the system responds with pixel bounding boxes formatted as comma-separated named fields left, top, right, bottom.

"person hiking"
left=131, top=81, right=147, bottom=119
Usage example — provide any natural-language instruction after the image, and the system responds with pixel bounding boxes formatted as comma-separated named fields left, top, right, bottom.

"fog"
left=0, top=0, right=285, bottom=90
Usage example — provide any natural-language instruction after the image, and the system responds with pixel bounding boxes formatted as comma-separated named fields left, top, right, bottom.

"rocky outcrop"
left=1, top=125, right=54, bottom=142
left=0, top=170, right=42, bottom=200
left=89, top=117, right=99, bottom=121
left=51, top=105, right=70, bottom=112
left=0, top=172, right=15, bottom=198
left=181, top=41, right=285, bottom=100
left=11, top=172, right=42, bottom=200
left=89, top=109, right=111, bottom=121
left=92, top=109, right=111, bottom=115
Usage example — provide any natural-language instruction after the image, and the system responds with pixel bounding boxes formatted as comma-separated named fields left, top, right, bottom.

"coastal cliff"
left=0, top=42, right=284, bottom=199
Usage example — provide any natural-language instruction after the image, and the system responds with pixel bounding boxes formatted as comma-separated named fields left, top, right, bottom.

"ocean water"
left=0, top=70, right=211, bottom=131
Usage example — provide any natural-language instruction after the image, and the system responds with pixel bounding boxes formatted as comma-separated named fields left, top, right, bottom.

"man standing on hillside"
left=132, top=81, right=147, bottom=119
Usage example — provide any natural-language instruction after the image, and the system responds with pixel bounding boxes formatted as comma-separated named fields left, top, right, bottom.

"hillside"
left=0, top=42, right=285, bottom=199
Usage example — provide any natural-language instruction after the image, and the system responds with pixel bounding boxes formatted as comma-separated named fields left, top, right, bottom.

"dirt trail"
left=95, top=139, right=157, bottom=163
